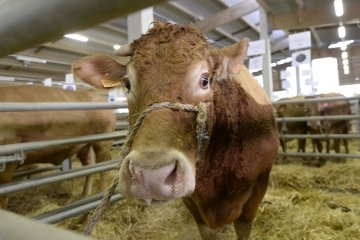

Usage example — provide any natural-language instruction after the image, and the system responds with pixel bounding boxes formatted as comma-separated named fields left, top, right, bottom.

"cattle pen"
left=0, top=101, right=127, bottom=222
left=1, top=0, right=360, bottom=239
left=274, top=94, right=360, bottom=162
left=0, top=94, right=359, bottom=240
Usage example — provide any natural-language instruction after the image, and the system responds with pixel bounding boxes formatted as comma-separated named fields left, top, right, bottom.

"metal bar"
left=116, top=121, right=129, bottom=129
left=0, top=152, right=24, bottom=165
left=33, top=193, right=123, bottom=224
left=14, top=166, right=61, bottom=178
left=0, top=131, right=127, bottom=156
left=0, top=209, right=88, bottom=240
left=0, top=159, right=119, bottom=196
left=272, top=95, right=360, bottom=105
left=278, top=151, right=360, bottom=159
left=280, top=134, right=360, bottom=139
left=276, top=114, right=360, bottom=122
left=0, top=0, right=168, bottom=57
left=259, top=7, right=274, bottom=100
left=0, top=102, right=127, bottom=112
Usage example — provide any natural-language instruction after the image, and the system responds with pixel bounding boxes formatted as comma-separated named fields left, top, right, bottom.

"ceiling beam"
left=270, top=1, right=360, bottom=30
left=310, top=27, right=323, bottom=48
left=193, top=0, right=258, bottom=33
left=256, top=0, right=271, bottom=13
left=167, top=1, right=240, bottom=43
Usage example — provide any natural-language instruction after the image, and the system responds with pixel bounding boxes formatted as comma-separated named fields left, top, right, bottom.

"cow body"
left=276, top=96, right=309, bottom=154
left=74, top=22, right=279, bottom=239
left=0, top=85, right=116, bottom=208
left=306, top=93, right=351, bottom=155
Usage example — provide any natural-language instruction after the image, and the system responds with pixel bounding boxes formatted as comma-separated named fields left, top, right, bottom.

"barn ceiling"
left=0, top=0, right=359, bottom=86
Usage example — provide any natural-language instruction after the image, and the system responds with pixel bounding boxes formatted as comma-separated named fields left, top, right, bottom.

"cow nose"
left=128, top=160, right=178, bottom=196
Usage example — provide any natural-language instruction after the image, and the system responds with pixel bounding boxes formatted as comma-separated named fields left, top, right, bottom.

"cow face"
left=73, top=22, right=249, bottom=204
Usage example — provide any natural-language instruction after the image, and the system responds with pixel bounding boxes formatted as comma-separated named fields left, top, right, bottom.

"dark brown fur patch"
left=196, top=77, right=279, bottom=201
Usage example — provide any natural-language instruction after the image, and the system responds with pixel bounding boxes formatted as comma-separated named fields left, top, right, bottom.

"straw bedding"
left=7, top=142, right=360, bottom=240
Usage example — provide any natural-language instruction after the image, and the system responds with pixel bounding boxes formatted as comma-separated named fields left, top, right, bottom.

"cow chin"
left=118, top=149, right=196, bottom=204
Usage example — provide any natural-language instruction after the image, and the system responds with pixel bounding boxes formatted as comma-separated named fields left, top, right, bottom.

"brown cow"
left=0, top=85, right=116, bottom=208
left=73, top=22, right=279, bottom=240
left=275, top=96, right=309, bottom=154
left=306, top=93, right=351, bottom=155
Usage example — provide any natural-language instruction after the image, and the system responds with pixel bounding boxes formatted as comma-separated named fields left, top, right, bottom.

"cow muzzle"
left=116, top=102, right=208, bottom=204
left=120, top=149, right=195, bottom=203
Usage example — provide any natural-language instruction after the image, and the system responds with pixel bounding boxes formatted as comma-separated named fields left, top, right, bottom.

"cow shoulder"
left=233, top=68, right=270, bottom=105
left=220, top=39, right=270, bottom=105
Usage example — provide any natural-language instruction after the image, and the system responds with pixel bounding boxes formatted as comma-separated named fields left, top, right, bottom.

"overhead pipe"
left=0, top=0, right=167, bottom=57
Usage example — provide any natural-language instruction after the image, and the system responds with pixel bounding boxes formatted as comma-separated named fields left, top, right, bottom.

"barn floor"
left=7, top=141, right=360, bottom=240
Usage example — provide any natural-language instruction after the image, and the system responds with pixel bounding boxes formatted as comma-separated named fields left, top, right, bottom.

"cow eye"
left=199, top=75, right=209, bottom=89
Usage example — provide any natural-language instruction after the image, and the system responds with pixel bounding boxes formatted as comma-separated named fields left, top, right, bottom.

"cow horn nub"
left=114, top=44, right=133, bottom=56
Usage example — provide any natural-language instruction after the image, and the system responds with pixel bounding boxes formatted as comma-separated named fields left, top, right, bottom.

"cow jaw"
left=119, top=148, right=195, bottom=203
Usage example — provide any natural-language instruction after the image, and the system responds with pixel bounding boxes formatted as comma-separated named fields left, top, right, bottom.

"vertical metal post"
left=259, top=8, right=273, bottom=100
left=296, top=67, right=302, bottom=95
left=357, top=98, right=360, bottom=150
left=127, top=7, right=154, bottom=42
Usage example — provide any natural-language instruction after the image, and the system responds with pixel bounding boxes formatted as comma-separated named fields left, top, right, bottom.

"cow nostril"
left=164, top=161, right=178, bottom=185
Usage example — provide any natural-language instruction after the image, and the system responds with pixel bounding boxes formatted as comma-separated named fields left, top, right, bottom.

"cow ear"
left=222, top=38, right=249, bottom=74
left=72, top=55, right=127, bottom=89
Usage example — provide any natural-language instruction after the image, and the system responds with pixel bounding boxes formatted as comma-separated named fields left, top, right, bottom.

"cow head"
left=73, top=22, right=251, bottom=204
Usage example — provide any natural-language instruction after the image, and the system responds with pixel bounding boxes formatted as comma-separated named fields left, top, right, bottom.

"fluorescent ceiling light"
left=15, top=55, right=47, bottom=64
left=328, top=40, right=354, bottom=49
left=64, top=33, right=88, bottom=42
left=342, top=59, right=349, bottom=66
left=334, top=0, right=344, bottom=17
left=113, top=44, right=121, bottom=50
left=343, top=65, right=349, bottom=71
left=338, top=26, right=346, bottom=38
left=341, top=51, right=348, bottom=59
left=344, top=69, right=349, bottom=75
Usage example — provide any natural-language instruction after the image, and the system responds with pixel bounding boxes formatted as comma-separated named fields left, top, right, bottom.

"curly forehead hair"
left=130, top=22, right=216, bottom=74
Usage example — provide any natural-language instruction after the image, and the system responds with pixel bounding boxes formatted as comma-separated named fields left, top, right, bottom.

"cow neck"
left=84, top=101, right=209, bottom=236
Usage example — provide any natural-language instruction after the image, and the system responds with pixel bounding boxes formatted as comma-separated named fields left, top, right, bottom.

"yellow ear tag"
left=101, top=79, right=123, bottom=88
left=100, top=73, right=123, bottom=88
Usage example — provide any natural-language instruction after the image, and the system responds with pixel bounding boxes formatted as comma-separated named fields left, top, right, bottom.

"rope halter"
left=84, top=101, right=209, bottom=236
